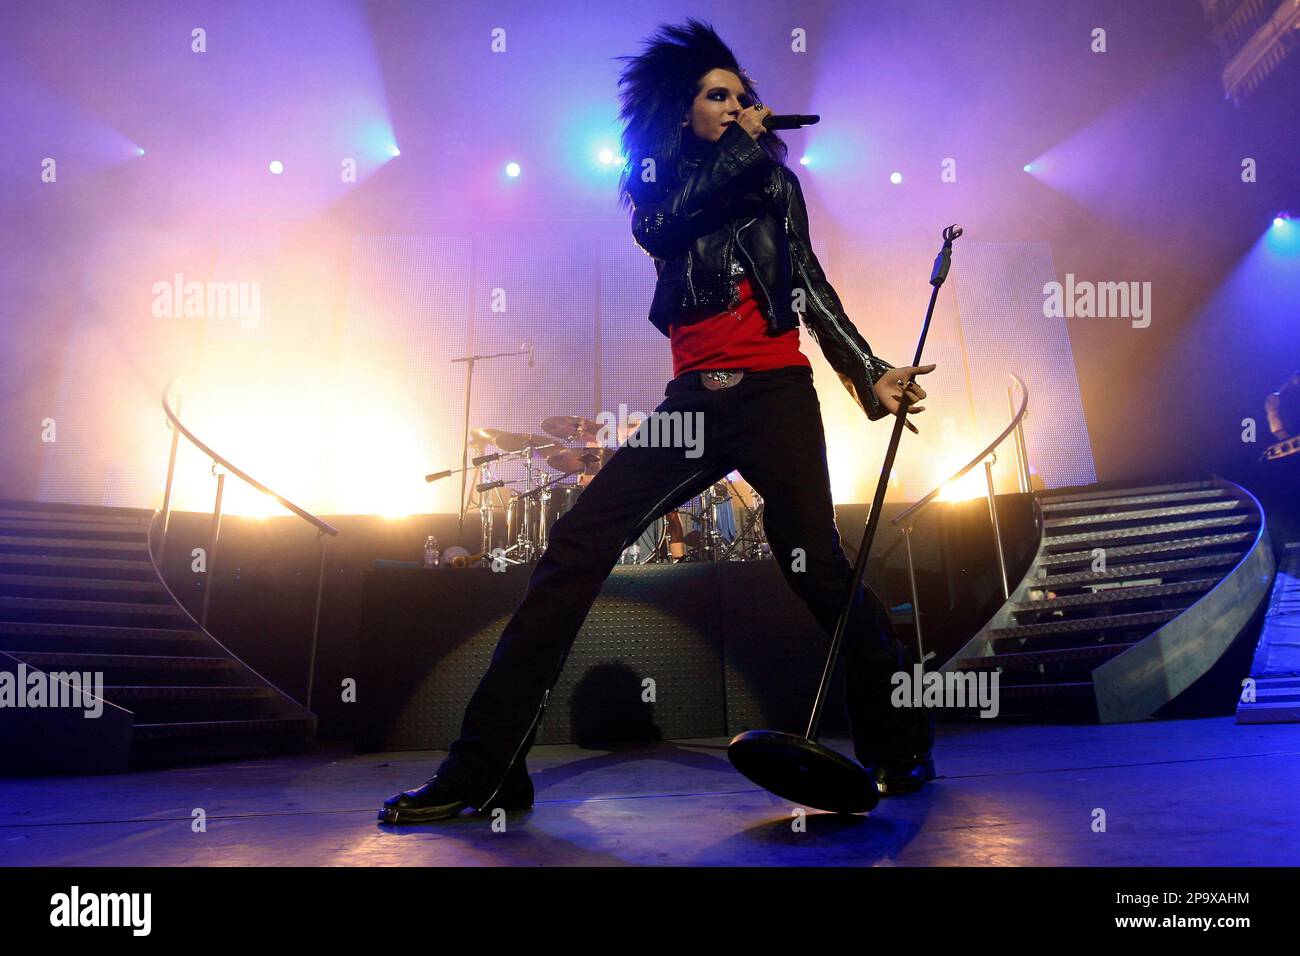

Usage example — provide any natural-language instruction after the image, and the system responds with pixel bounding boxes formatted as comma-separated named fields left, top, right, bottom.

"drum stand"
left=718, top=485, right=767, bottom=561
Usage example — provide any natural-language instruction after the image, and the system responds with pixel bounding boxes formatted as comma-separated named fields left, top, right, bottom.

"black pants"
left=435, top=365, right=934, bottom=808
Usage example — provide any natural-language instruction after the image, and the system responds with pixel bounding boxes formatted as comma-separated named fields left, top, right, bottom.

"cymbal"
left=471, top=427, right=561, bottom=454
left=546, top=446, right=615, bottom=475
left=541, top=415, right=604, bottom=443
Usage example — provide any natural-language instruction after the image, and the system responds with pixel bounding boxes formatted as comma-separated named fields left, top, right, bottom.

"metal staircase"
left=940, top=479, right=1276, bottom=722
left=0, top=499, right=316, bottom=773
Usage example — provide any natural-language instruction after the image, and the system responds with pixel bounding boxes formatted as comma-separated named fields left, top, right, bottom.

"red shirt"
left=669, top=275, right=811, bottom=377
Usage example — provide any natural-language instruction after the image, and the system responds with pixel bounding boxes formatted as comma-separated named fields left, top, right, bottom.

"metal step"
left=0, top=535, right=149, bottom=555
left=0, top=595, right=189, bottom=619
left=1037, top=481, right=1210, bottom=506
left=955, top=642, right=1136, bottom=670
left=0, top=500, right=153, bottom=520
left=106, top=685, right=274, bottom=701
left=1039, top=488, right=1228, bottom=515
left=9, top=651, right=237, bottom=672
left=0, top=552, right=159, bottom=579
left=0, top=621, right=205, bottom=651
left=1044, top=514, right=1258, bottom=551
left=995, top=682, right=1097, bottom=698
left=988, top=608, right=1180, bottom=641
left=0, top=573, right=167, bottom=596
left=1039, top=532, right=1253, bottom=568
left=131, top=717, right=315, bottom=741
left=1012, top=578, right=1218, bottom=616
left=0, top=508, right=151, bottom=527
left=0, top=517, right=150, bottom=538
left=1038, top=553, right=1240, bottom=587
left=1042, top=499, right=1244, bottom=531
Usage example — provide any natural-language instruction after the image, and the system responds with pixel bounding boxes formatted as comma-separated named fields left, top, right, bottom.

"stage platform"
left=3, top=716, right=1297, bottom=867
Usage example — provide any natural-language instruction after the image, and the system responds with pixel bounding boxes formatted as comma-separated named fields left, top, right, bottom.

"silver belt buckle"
left=701, top=370, right=744, bottom=390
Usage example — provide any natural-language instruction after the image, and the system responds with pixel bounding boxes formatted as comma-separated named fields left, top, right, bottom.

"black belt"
left=666, top=366, right=811, bottom=396
left=666, top=369, right=745, bottom=394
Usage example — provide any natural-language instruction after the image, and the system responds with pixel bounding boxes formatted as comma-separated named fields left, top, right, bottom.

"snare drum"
left=505, top=492, right=540, bottom=546
left=539, top=484, right=584, bottom=547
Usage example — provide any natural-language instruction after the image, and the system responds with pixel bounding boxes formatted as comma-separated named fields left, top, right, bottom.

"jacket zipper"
left=479, top=688, right=549, bottom=810
left=685, top=248, right=696, bottom=304
left=734, top=216, right=775, bottom=322
left=791, top=238, right=879, bottom=373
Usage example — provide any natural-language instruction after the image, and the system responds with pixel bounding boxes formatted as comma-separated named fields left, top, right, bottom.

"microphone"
left=425, top=469, right=452, bottom=482
left=762, top=114, right=819, bottom=131
left=476, top=479, right=506, bottom=493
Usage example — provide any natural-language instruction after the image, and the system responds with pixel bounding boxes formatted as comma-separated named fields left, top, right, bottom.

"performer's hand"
left=873, top=364, right=935, bottom=433
left=735, top=104, right=773, bottom=140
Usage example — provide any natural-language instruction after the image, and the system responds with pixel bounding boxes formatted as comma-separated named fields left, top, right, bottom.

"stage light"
left=1023, top=163, right=1032, bottom=172
left=1274, top=212, right=1292, bottom=227
left=598, top=148, right=615, bottom=165
left=390, top=145, right=401, bottom=157
left=799, top=155, right=810, bottom=166
left=889, top=171, right=903, bottom=185
left=269, top=160, right=284, bottom=175
left=137, top=148, right=146, bottom=157
left=505, top=161, right=521, bottom=178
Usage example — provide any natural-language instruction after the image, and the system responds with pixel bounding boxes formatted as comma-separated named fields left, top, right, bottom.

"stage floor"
left=3, top=717, right=1298, bottom=867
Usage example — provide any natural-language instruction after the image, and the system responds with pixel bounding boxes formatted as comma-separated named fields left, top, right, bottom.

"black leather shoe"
left=872, top=754, right=936, bottom=796
left=377, top=773, right=532, bottom=825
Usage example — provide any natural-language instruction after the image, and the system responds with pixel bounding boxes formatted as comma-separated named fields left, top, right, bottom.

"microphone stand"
left=725, top=224, right=963, bottom=815
left=449, top=343, right=532, bottom=547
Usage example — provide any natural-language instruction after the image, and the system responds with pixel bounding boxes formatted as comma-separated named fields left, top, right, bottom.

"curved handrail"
left=162, top=378, right=338, bottom=536
left=145, top=508, right=316, bottom=719
left=891, top=373, right=1030, bottom=526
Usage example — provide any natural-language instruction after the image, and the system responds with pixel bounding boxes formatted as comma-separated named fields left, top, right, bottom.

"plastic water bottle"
left=423, top=535, right=440, bottom=569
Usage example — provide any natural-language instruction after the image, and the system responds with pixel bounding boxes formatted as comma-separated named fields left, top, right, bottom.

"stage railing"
left=157, top=378, right=339, bottom=710
left=887, top=373, right=1031, bottom=666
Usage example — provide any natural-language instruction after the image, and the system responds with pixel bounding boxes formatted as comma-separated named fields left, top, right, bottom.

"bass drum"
left=630, top=515, right=667, bottom=563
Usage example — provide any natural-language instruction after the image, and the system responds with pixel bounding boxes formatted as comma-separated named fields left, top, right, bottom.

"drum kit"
left=465, top=414, right=771, bottom=566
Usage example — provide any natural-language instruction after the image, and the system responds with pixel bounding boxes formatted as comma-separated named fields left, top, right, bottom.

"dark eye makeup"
left=709, top=89, right=751, bottom=107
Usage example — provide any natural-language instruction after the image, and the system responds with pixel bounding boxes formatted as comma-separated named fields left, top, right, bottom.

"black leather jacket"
left=628, top=121, right=896, bottom=421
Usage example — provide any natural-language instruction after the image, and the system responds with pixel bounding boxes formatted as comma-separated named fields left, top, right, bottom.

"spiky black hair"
left=612, top=17, right=787, bottom=212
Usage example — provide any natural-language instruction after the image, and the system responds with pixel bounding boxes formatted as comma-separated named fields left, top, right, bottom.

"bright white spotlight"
left=269, top=160, right=284, bottom=175
left=390, top=145, right=401, bottom=157
left=889, top=171, right=902, bottom=185
left=1023, top=163, right=1032, bottom=173
left=799, top=155, right=810, bottom=166
left=598, top=148, right=614, bottom=165
left=136, top=147, right=146, bottom=157
left=505, top=161, right=521, bottom=178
